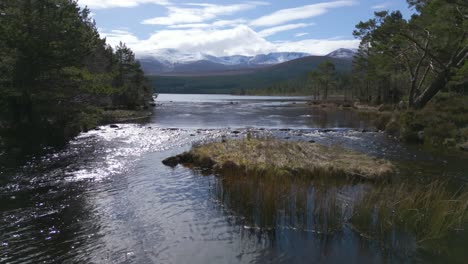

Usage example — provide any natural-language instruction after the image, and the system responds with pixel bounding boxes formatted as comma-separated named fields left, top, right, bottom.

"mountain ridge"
left=149, top=55, right=353, bottom=94
left=140, top=48, right=356, bottom=75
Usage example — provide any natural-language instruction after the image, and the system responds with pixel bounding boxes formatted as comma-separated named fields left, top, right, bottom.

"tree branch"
left=448, top=31, right=467, bottom=67
left=417, top=64, right=431, bottom=92
left=400, top=32, right=446, bottom=69
left=456, top=50, right=468, bottom=67
left=399, top=52, right=414, bottom=79
left=414, top=30, right=431, bottom=81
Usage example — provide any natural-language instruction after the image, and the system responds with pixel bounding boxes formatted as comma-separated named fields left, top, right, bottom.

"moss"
left=164, top=138, right=395, bottom=181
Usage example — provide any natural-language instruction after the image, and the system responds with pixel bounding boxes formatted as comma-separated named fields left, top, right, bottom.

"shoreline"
left=301, top=95, right=468, bottom=152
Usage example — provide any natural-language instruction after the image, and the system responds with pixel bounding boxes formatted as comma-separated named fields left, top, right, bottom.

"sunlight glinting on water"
left=69, top=125, right=188, bottom=181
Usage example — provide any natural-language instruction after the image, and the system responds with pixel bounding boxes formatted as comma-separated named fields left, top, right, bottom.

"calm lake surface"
left=0, top=94, right=467, bottom=263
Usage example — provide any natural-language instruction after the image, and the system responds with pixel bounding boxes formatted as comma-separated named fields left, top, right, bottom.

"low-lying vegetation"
left=164, top=137, right=467, bottom=255
left=163, top=137, right=394, bottom=181
left=370, top=93, right=468, bottom=150
left=351, top=181, right=468, bottom=252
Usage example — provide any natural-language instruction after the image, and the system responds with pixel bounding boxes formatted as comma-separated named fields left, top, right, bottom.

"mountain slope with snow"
left=326, top=48, right=357, bottom=59
left=139, top=50, right=311, bottom=75
left=140, top=49, right=354, bottom=75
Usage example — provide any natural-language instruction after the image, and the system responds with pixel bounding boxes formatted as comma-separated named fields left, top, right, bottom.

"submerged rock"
left=162, top=156, right=180, bottom=167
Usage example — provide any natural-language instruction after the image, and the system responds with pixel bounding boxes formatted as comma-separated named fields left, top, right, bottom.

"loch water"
left=0, top=94, right=467, bottom=263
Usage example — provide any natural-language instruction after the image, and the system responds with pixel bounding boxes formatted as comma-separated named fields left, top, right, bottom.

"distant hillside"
left=140, top=50, right=311, bottom=75
left=326, top=48, right=357, bottom=59
left=149, top=55, right=352, bottom=94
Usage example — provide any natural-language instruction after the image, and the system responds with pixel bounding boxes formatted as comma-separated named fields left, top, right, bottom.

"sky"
left=78, top=0, right=413, bottom=58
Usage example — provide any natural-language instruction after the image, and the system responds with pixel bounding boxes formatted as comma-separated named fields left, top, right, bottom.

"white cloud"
left=79, top=0, right=170, bottom=9
left=371, top=2, right=392, bottom=10
left=167, top=19, right=247, bottom=29
left=142, top=2, right=267, bottom=25
left=295, top=32, right=309, bottom=38
left=275, top=38, right=360, bottom=54
left=100, top=26, right=359, bottom=57
left=251, top=1, right=355, bottom=27
left=101, top=29, right=140, bottom=45
left=258, top=23, right=313, bottom=37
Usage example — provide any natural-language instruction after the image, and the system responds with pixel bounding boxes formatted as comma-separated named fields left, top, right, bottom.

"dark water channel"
left=0, top=94, right=467, bottom=263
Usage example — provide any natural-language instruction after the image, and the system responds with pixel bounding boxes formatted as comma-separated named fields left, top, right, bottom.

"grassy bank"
left=164, top=138, right=394, bottom=181
left=303, top=93, right=468, bottom=151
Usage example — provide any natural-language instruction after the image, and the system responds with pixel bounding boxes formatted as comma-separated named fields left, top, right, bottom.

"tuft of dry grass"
left=165, top=138, right=394, bottom=181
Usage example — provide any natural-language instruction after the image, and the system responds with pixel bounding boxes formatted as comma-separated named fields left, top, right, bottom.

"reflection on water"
left=0, top=94, right=467, bottom=263
left=210, top=172, right=419, bottom=263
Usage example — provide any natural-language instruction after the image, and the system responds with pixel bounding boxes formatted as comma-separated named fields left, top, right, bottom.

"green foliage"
left=308, top=60, right=338, bottom=100
left=391, top=93, right=468, bottom=145
left=399, top=111, right=425, bottom=142
left=74, top=106, right=104, bottom=132
left=0, top=0, right=152, bottom=146
left=351, top=0, right=467, bottom=108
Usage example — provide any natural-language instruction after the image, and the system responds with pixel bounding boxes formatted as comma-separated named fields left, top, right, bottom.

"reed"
left=164, top=137, right=468, bottom=253
left=351, top=181, right=468, bottom=249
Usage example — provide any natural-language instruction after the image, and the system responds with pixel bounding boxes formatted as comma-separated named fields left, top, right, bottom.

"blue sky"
left=78, top=0, right=413, bottom=57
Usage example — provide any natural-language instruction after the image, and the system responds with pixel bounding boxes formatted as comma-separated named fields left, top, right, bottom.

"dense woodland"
left=0, top=0, right=152, bottom=146
left=302, top=0, right=467, bottom=108
left=351, top=0, right=467, bottom=108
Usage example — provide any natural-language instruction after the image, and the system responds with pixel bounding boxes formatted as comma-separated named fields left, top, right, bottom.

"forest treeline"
left=261, top=0, right=467, bottom=109
left=0, top=0, right=152, bottom=147
left=256, top=0, right=467, bottom=147
left=351, top=0, right=467, bottom=108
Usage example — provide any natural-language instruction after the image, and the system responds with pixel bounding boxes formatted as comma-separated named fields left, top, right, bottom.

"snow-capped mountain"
left=249, top=52, right=310, bottom=65
left=326, top=48, right=357, bottom=59
left=139, top=49, right=353, bottom=75
left=140, top=49, right=309, bottom=66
